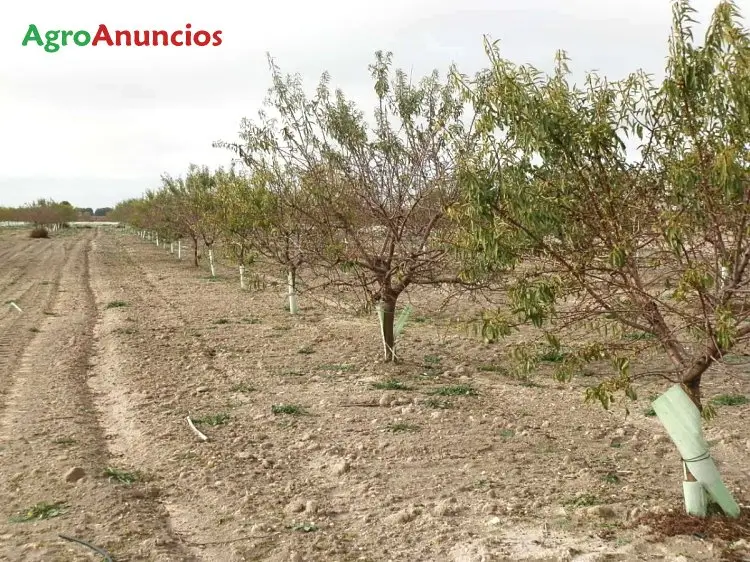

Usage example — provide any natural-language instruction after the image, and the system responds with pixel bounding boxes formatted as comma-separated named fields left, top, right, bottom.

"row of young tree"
left=0, top=199, right=78, bottom=228
left=113, top=0, right=750, bottom=421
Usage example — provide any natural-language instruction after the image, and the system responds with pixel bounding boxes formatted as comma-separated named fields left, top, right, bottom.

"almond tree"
left=218, top=51, right=478, bottom=358
left=161, top=166, right=209, bottom=268
left=145, top=188, right=185, bottom=254
left=111, top=198, right=149, bottom=234
left=214, top=166, right=260, bottom=289
left=455, top=0, right=749, bottom=501
left=23, top=199, right=76, bottom=230
left=186, top=165, right=221, bottom=277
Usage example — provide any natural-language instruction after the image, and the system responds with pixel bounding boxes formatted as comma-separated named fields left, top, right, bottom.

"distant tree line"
left=75, top=207, right=114, bottom=218
left=0, top=202, right=116, bottom=224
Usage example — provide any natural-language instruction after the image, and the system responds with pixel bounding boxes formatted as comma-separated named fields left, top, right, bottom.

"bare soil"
left=0, top=227, right=748, bottom=562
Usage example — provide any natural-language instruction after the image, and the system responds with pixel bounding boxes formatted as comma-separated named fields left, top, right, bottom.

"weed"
left=423, top=355, right=442, bottom=365
left=603, top=473, right=620, bottom=484
left=229, top=383, right=256, bottom=394
left=386, top=422, right=420, bottom=433
left=30, top=226, right=49, bottom=239
left=105, top=466, right=141, bottom=485
left=711, top=394, right=749, bottom=406
left=538, top=349, right=567, bottom=362
left=214, top=318, right=231, bottom=325
left=372, top=379, right=412, bottom=391
left=193, top=413, right=230, bottom=426
left=499, top=429, right=515, bottom=438
left=643, top=393, right=659, bottom=416
left=290, top=522, right=318, bottom=532
left=429, top=385, right=477, bottom=397
left=721, top=354, right=750, bottom=365
left=52, top=437, right=76, bottom=446
left=242, top=317, right=261, bottom=324
left=29, top=327, right=40, bottom=333
left=279, top=370, right=305, bottom=377
left=424, top=398, right=452, bottom=409
left=106, top=300, right=128, bottom=309
left=318, top=363, right=355, bottom=372
left=272, top=404, right=305, bottom=415
left=519, top=378, right=540, bottom=388
left=9, top=502, right=66, bottom=523
left=478, top=364, right=508, bottom=374
left=622, top=331, right=656, bottom=340
left=565, top=494, right=600, bottom=507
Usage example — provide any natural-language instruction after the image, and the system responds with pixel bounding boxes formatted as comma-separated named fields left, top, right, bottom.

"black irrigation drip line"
left=59, top=534, right=114, bottom=562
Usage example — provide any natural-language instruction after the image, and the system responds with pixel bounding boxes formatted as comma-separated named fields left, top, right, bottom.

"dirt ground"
left=0, top=226, right=748, bottom=562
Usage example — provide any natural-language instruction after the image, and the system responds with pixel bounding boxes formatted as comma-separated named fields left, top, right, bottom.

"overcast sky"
left=0, top=0, right=720, bottom=209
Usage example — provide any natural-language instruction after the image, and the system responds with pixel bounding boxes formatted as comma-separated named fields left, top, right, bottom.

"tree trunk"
left=380, top=292, right=397, bottom=362
left=208, top=247, right=215, bottom=277
left=288, top=267, right=299, bottom=314
left=682, top=374, right=704, bottom=483
left=684, top=375, right=703, bottom=411
left=192, top=236, right=199, bottom=267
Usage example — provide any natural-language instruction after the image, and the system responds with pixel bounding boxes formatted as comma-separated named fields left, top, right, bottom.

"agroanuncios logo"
left=22, top=23, right=223, bottom=53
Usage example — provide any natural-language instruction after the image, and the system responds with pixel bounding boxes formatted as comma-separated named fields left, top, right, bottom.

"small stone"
left=285, top=500, right=305, bottom=514
left=586, top=505, right=617, bottom=519
left=481, top=503, right=497, bottom=515
left=195, top=386, right=209, bottom=393
left=289, top=553, right=303, bottom=562
left=487, top=516, right=501, bottom=526
left=332, top=461, right=350, bottom=476
left=305, top=500, right=318, bottom=514
left=379, top=393, right=393, bottom=407
left=385, top=507, right=418, bottom=524
left=64, top=467, right=86, bottom=483
left=432, top=499, right=458, bottom=517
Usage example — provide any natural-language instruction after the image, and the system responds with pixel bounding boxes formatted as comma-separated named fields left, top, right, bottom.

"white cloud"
left=0, top=0, right=722, bottom=208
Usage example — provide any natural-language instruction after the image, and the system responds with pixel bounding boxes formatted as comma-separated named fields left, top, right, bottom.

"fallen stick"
left=186, top=416, right=208, bottom=441
left=9, top=302, right=22, bottom=313
left=58, top=534, right=113, bottom=562
left=179, top=533, right=273, bottom=547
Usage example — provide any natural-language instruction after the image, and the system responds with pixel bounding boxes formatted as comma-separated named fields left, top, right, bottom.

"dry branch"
left=186, top=416, right=208, bottom=442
